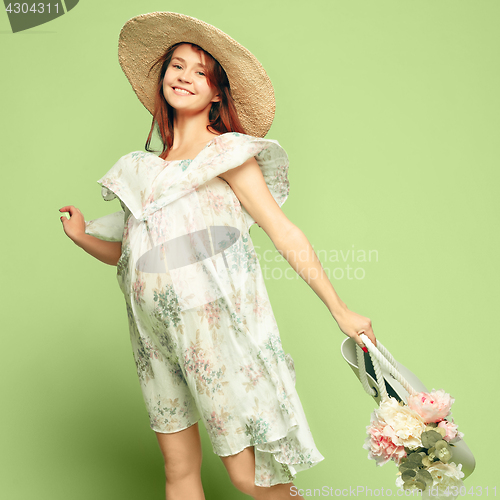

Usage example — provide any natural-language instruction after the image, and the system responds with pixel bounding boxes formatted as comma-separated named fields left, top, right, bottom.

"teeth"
left=174, top=88, right=191, bottom=95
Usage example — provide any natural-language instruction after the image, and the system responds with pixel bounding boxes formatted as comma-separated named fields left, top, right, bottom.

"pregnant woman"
left=60, top=12, right=376, bottom=500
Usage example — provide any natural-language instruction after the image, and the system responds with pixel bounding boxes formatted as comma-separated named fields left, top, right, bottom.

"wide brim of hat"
left=118, top=12, right=275, bottom=138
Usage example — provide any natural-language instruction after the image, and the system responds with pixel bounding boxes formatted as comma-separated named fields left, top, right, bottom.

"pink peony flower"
left=407, top=389, right=454, bottom=423
left=438, top=419, right=464, bottom=443
left=364, top=411, right=407, bottom=466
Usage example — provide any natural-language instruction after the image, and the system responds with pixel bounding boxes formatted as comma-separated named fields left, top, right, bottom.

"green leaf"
left=408, top=453, right=423, bottom=465
left=417, top=469, right=434, bottom=488
left=402, top=469, right=417, bottom=481
left=414, top=481, right=426, bottom=491
left=421, top=430, right=442, bottom=449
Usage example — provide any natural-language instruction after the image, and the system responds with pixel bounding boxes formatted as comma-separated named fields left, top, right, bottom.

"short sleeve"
left=84, top=211, right=125, bottom=242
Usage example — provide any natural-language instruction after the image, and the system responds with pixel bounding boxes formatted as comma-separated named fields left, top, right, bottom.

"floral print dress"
left=85, top=132, right=325, bottom=487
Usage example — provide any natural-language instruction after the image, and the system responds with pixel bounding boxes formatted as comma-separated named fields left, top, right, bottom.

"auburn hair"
left=144, top=42, right=246, bottom=159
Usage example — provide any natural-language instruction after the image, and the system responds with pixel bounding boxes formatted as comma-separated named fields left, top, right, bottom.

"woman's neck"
left=165, top=109, right=219, bottom=161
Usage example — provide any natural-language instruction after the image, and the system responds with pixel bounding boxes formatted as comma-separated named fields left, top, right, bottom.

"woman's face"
left=162, top=43, right=220, bottom=115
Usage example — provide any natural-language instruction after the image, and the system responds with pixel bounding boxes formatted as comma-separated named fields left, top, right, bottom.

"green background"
left=1, top=0, right=497, bottom=498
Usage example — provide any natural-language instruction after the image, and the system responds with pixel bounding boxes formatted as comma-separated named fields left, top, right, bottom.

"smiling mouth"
left=172, top=87, right=194, bottom=95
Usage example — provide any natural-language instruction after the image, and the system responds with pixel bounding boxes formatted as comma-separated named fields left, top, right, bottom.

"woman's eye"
left=197, top=71, right=206, bottom=76
left=172, top=64, right=182, bottom=69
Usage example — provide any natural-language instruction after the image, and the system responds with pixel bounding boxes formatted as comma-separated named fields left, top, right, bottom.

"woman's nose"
left=178, top=71, right=192, bottom=84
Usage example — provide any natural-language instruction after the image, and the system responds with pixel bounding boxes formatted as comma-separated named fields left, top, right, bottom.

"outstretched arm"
left=60, top=206, right=122, bottom=266
left=218, top=158, right=377, bottom=350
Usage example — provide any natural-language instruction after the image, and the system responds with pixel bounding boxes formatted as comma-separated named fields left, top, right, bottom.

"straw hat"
left=117, top=12, right=275, bottom=138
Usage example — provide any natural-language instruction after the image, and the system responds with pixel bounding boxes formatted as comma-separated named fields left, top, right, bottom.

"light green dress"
left=85, top=132, right=325, bottom=487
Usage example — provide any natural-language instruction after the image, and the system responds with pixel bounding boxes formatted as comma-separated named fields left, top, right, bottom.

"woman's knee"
left=220, top=446, right=257, bottom=495
left=227, top=472, right=256, bottom=496
left=164, top=455, right=202, bottom=482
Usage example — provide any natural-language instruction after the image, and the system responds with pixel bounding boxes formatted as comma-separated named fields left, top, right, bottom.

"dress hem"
left=150, top=418, right=202, bottom=435
left=150, top=421, right=324, bottom=466
left=149, top=419, right=324, bottom=488
left=212, top=426, right=325, bottom=487
left=212, top=421, right=300, bottom=457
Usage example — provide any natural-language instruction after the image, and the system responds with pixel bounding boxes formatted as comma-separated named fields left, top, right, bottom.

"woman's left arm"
left=218, top=157, right=376, bottom=350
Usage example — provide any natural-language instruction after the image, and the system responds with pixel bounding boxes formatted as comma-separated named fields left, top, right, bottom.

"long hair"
left=145, top=42, right=246, bottom=159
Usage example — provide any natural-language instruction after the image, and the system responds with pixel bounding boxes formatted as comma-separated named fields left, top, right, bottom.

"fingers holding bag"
left=334, top=307, right=377, bottom=350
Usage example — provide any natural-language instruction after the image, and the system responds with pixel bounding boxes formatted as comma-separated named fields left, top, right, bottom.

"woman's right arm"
left=59, top=205, right=122, bottom=266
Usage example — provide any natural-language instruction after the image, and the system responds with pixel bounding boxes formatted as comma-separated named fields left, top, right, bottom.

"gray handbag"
left=341, top=334, right=475, bottom=479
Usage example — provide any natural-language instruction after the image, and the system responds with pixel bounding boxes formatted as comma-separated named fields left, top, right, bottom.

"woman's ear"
left=211, top=93, right=222, bottom=103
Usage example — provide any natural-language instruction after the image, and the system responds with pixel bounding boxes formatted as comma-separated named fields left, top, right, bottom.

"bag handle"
left=357, top=333, right=418, bottom=402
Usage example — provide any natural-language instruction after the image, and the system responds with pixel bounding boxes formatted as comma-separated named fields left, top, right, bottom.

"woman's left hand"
left=332, top=306, right=377, bottom=351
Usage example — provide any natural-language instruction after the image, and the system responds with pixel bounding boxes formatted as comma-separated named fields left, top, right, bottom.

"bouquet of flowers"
left=364, top=389, right=466, bottom=497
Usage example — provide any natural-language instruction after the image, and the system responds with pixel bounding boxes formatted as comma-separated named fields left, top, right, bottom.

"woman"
left=60, top=12, right=376, bottom=500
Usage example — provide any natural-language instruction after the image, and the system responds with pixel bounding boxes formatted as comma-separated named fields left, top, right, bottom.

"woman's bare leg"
left=220, top=446, right=304, bottom=499
left=155, top=422, right=205, bottom=500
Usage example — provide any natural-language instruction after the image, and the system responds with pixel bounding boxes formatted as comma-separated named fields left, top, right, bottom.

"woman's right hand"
left=59, top=206, right=122, bottom=265
left=59, top=205, right=86, bottom=244
left=333, top=305, right=377, bottom=351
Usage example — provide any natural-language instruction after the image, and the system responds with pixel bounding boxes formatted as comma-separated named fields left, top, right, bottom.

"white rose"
left=421, top=462, right=465, bottom=499
left=377, top=397, right=426, bottom=449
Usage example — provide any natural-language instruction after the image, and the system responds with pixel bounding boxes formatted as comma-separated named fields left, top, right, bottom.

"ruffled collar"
left=97, top=132, right=289, bottom=226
